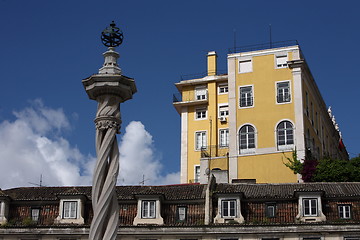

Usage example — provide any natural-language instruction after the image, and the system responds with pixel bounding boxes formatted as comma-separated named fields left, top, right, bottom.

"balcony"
left=201, top=145, right=229, bottom=158
left=172, top=92, right=208, bottom=113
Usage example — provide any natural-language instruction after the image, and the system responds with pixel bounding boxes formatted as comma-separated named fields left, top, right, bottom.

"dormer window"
left=296, top=192, right=326, bottom=223
left=55, top=197, right=85, bottom=225
left=133, top=196, right=164, bottom=225
left=214, top=195, right=244, bottom=224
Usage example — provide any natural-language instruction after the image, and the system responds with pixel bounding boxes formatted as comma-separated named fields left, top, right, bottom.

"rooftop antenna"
left=269, top=24, right=272, bottom=48
left=139, top=174, right=149, bottom=186
left=28, top=174, right=45, bottom=187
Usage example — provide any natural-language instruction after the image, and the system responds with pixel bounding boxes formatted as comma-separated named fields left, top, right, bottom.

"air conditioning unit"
left=219, top=116, right=227, bottom=122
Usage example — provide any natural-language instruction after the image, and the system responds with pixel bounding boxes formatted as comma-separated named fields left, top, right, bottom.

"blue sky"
left=0, top=0, right=359, bottom=188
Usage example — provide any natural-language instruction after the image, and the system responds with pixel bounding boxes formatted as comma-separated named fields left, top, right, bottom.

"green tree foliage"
left=284, top=152, right=360, bottom=182
left=283, top=150, right=302, bottom=174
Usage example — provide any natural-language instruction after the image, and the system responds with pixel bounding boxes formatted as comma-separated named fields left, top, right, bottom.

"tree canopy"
left=284, top=151, right=360, bottom=182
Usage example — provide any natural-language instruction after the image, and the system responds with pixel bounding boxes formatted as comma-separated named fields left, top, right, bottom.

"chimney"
left=207, top=51, right=217, bottom=76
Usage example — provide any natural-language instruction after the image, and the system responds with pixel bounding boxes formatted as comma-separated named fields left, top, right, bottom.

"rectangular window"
left=177, top=206, right=187, bottom=222
left=31, top=208, right=40, bottom=222
left=195, top=86, right=207, bottom=100
left=142, top=200, right=156, bottom=219
left=338, top=204, right=351, bottom=219
left=194, top=165, right=200, bottom=183
left=63, top=201, right=77, bottom=219
left=265, top=203, right=276, bottom=218
left=277, top=81, right=291, bottom=103
left=219, top=105, right=229, bottom=117
left=239, top=86, right=253, bottom=107
left=218, top=84, right=228, bottom=94
left=303, top=198, right=317, bottom=216
left=239, top=59, right=252, bottom=73
left=195, top=131, right=207, bottom=150
left=276, top=55, right=288, bottom=68
left=221, top=199, right=236, bottom=218
left=219, top=129, right=229, bottom=147
left=195, top=108, right=207, bottom=119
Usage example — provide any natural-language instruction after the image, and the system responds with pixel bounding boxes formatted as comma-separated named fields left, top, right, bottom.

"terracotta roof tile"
left=3, top=184, right=206, bottom=201
left=216, top=182, right=360, bottom=199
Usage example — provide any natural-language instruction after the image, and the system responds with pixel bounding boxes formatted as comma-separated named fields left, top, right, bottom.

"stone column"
left=83, top=47, right=136, bottom=240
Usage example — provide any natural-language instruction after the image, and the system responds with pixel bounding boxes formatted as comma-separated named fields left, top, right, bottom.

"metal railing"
left=172, top=92, right=208, bottom=103
left=201, top=145, right=229, bottom=158
left=180, top=70, right=227, bottom=81
left=228, top=40, right=299, bottom=54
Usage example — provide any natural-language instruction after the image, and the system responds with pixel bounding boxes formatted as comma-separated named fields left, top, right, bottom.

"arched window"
left=277, top=121, right=294, bottom=150
left=239, top=125, right=255, bottom=153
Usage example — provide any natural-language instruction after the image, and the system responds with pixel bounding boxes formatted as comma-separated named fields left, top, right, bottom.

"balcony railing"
left=180, top=70, right=227, bottom=81
left=228, top=40, right=299, bottom=54
left=201, top=145, right=229, bottom=158
left=173, top=92, right=208, bottom=103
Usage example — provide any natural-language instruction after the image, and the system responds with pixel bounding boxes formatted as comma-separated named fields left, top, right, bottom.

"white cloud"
left=0, top=100, right=95, bottom=189
left=118, top=121, right=180, bottom=186
left=0, top=101, right=179, bottom=189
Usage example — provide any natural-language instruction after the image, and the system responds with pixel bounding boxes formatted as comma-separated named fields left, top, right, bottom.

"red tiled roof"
left=215, top=182, right=360, bottom=199
left=3, top=182, right=360, bottom=202
left=3, top=184, right=207, bottom=201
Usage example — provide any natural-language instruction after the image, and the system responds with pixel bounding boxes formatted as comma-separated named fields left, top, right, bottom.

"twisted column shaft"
left=89, top=95, right=121, bottom=240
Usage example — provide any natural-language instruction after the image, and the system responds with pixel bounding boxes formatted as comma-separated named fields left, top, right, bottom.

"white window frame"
left=63, top=201, right=77, bottom=219
left=194, top=165, right=201, bottom=183
left=142, top=200, right=156, bottom=219
left=338, top=204, right=351, bottom=219
left=195, top=131, right=207, bottom=150
left=239, top=124, right=256, bottom=154
left=55, top=197, right=84, bottom=224
left=219, top=128, right=229, bottom=148
left=303, top=198, right=318, bottom=217
left=276, top=120, right=294, bottom=151
left=31, top=208, right=40, bottom=222
left=238, top=59, right=252, bottom=73
left=177, top=206, right=187, bottom=222
left=275, top=54, right=288, bottom=68
left=218, top=83, right=229, bottom=94
left=133, top=196, right=164, bottom=225
left=239, top=85, right=254, bottom=108
left=195, top=107, right=207, bottom=120
left=195, top=86, right=207, bottom=101
left=218, top=104, right=229, bottom=117
left=214, top=195, right=244, bottom=223
left=276, top=80, right=291, bottom=104
left=221, top=199, right=237, bottom=218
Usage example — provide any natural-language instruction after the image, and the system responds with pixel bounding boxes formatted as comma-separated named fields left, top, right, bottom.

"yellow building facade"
left=173, top=42, right=348, bottom=184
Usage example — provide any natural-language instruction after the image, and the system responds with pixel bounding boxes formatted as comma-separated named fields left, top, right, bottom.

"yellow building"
left=173, top=41, right=348, bottom=184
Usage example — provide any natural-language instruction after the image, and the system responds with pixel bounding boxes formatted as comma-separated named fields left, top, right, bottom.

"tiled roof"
left=3, top=186, right=92, bottom=201
left=117, top=184, right=206, bottom=200
left=2, top=184, right=206, bottom=201
left=3, top=183, right=360, bottom=202
left=215, top=182, right=360, bottom=199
